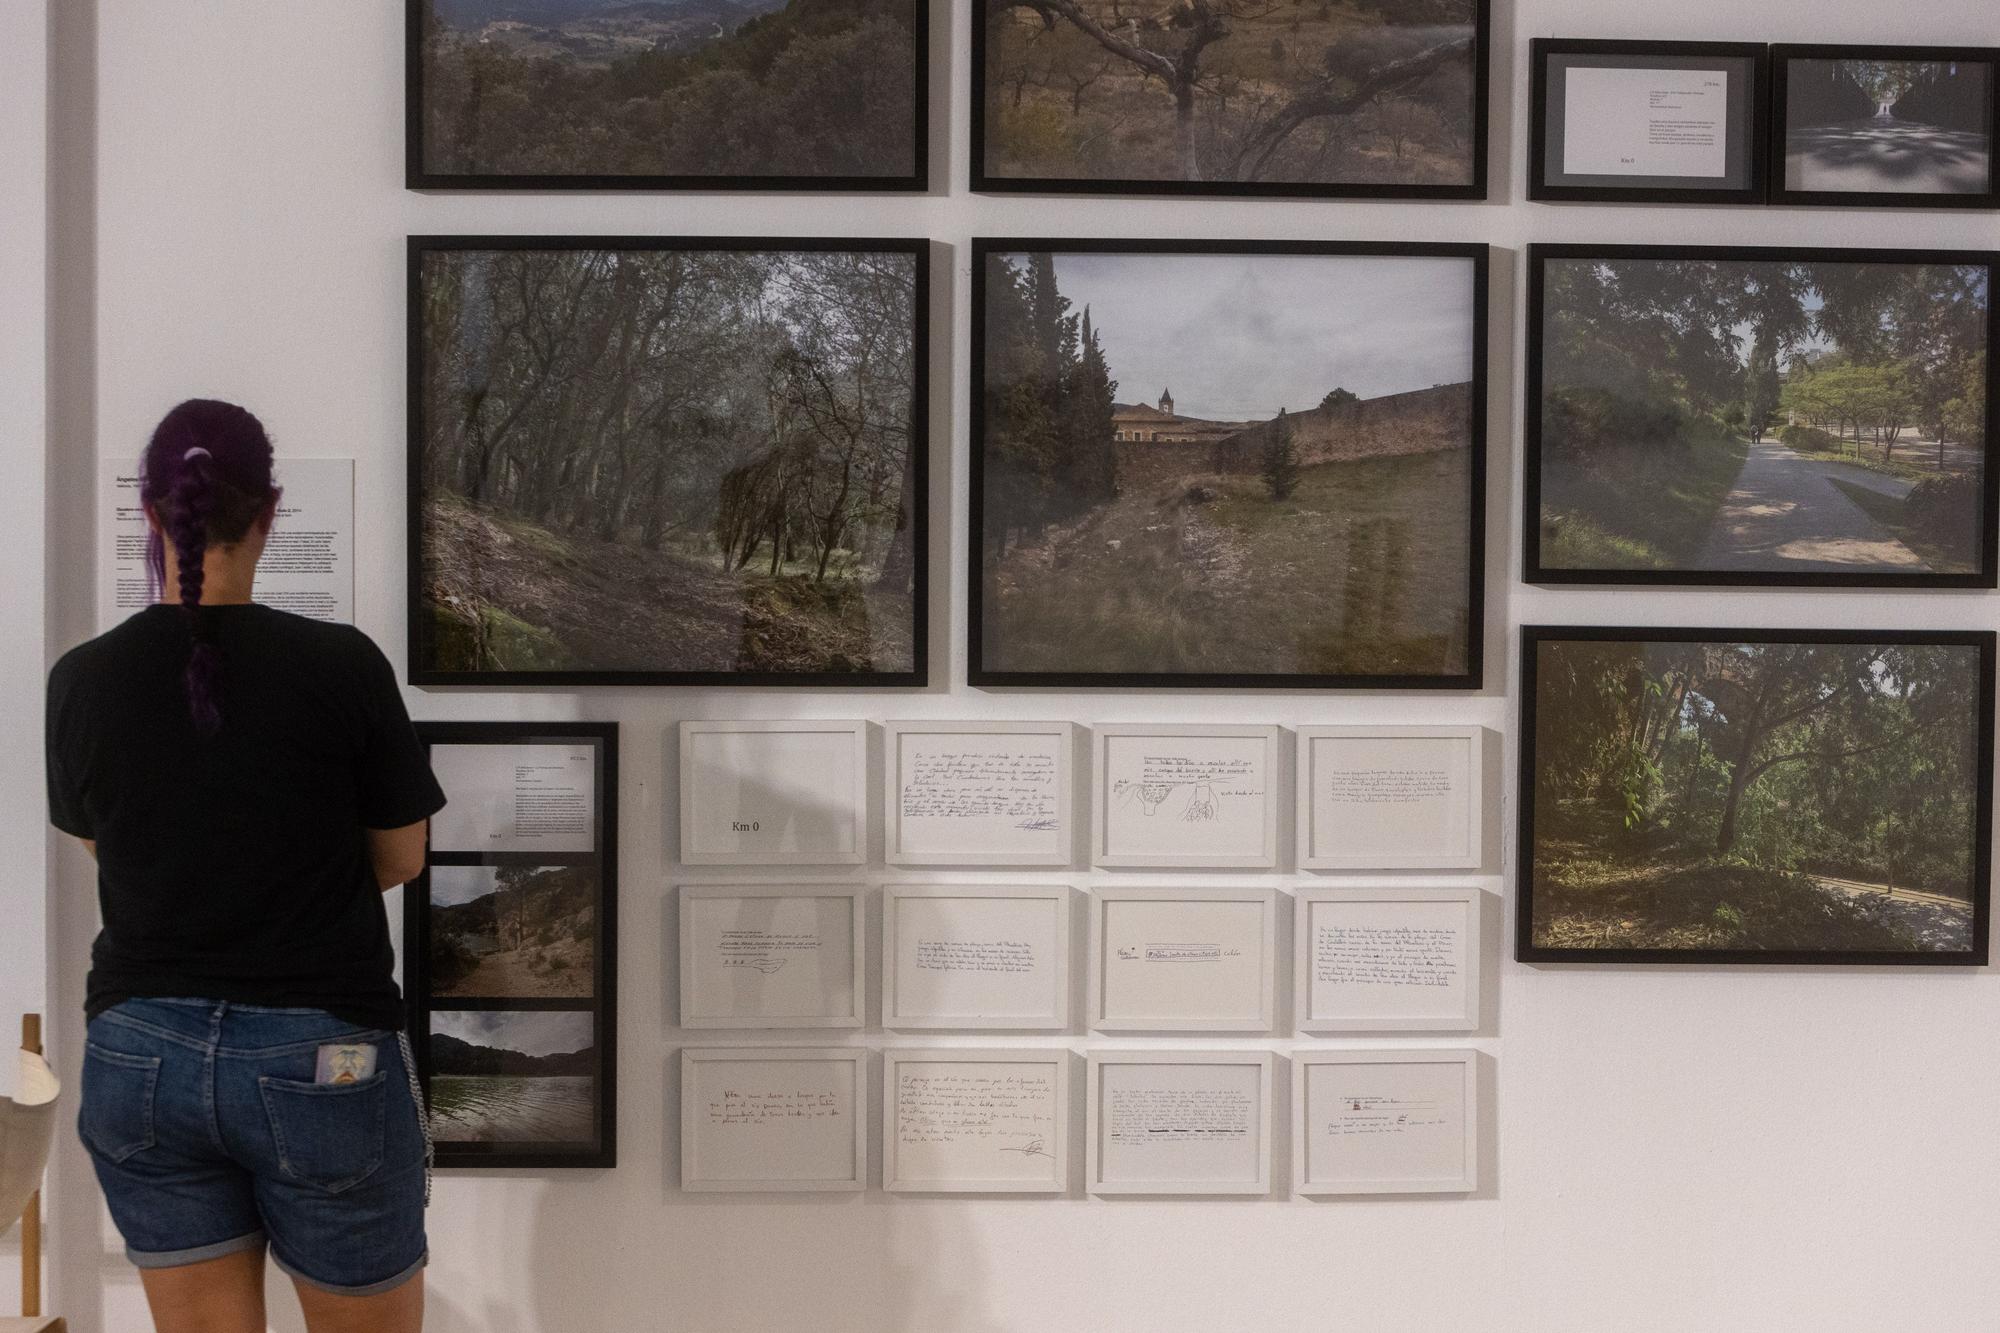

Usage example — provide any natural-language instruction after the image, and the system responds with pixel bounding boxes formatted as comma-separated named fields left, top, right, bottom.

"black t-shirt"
left=46, top=604, right=446, bottom=1030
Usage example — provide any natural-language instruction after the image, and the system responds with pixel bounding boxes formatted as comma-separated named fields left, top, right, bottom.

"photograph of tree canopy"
left=1519, top=628, right=1994, bottom=965
left=970, top=240, right=1485, bottom=687
left=1529, top=246, right=1997, bottom=587
left=1777, top=48, right=1996, bottom=202
left=973, top=0, right=1487, bottom=195
left=408, top=0, right=925, bottom=187
left=409, top=238, right=927, bottom=685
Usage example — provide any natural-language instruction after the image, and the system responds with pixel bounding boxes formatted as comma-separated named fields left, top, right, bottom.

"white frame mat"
left=678, top=884, right=867, bottom=1029
left=1091, top=723, right=1281, bottom=869
left=882, top=885, right=1072, bottom=1030
left=882, top=1048, right=1070, bottom=1193
left=1292, top=1048, right=1478, bottom=1196
left=680, top=1046, right=869, bottom=1193
left=679, top=719, right=868, bottom=866
left=1087, top=887, right=1278, bottom=1033
left=1086, top=1050, right=1274, bottom=1196
left=883, top=720, right=1075, bottom=867
left=1292, top=887, right=1482, bottom=1033
left=1295, top=724, right=1484, bottom=871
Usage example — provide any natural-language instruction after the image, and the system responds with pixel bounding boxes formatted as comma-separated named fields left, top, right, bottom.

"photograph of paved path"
left=1698, top=437, right=1927, bottom=572
left=1787, top=114, right=1992, bottom=195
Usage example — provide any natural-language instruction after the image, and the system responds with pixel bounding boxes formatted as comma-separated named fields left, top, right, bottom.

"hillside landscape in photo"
left=430, top=1010, right=598, bottom=1144
left=430, top=864, right=596, bottom=999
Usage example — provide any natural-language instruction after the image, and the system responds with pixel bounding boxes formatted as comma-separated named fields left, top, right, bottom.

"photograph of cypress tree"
left=406, top=0, right=925, bottom=188
left=1518, top=628, right=1994, bottom=965
left=971, top=0, right=1487, bottom=197
left=970, top=240, right=1486, bottom=688
left=1528, top=245, right=1997, bottom=588
left=1775, top=48, right=1997, bottom=205
left=409, top=238, right=926, bottom=685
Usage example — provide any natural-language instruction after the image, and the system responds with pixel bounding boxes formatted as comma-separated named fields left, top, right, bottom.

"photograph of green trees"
left=1520, top=628, right=1993, bottom=964
left=971, top=241, right=1484, bottom=686
left=411, top=239, right=925, bottom=684
left=410, top=0, right=923, bottom=185
left=974, top=0, right=1485, bottom=194
left=1782, top=55, right=1994, bottom=198
left=1530, top=246, right=1995, bottom=586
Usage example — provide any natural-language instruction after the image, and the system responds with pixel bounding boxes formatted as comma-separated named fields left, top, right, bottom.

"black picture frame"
left=1516, top=626, right=1995, bottom=968
left=1525, top=241, right=2000, bottom=589
left=406, top=234, right=931, bottom=688
left=1529, top=39, right=1770, bottom=205
left=968, top=0, right=1490, bottom=200
left=403, top=0, right=930, bottom=193
left=967, top=237, right=1488, bottom=690
left=407, top=722, right=619, bottom=1170
left=1770, top=44, right=2000, bottom=210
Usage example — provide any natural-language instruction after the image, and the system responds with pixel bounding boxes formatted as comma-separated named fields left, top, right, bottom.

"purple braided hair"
left=139, top=400, right=278, bottom=735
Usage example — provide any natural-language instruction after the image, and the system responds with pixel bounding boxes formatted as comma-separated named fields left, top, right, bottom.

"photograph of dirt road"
left=429, top=864, right=596, bottom=999
left=1781, top=55, right=1994, bottom=199
left=1531, top=247, right=1994, bottom=585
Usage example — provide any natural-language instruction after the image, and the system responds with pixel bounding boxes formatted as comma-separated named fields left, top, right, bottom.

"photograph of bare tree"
left=970, top=240, right=1485, bottom=688
left=407, top=0, right=926, bottom=188
left=409, top=238, right=927, bottom=685
left=1776, top=47, right=1997, bottom=205
left=972, top=0, right=1487, bottom=196
left=1518, top=627, right=1994, bottom=965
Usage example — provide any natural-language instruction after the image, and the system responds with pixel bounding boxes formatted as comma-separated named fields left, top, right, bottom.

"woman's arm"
left=366, top=821, right=428, bottom=891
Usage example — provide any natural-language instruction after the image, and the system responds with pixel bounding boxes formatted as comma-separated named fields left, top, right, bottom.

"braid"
left=167, top=453, right=223, bottom=735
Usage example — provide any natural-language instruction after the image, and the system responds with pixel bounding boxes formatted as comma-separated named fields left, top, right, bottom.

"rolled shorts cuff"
left=126, top=1229, right=266, bottom=1270
left=269, top=1244, right=428, bottom=1298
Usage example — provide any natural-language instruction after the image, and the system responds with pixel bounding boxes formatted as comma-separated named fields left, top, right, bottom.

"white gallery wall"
left=29, top=1, right=2000, bottom=1330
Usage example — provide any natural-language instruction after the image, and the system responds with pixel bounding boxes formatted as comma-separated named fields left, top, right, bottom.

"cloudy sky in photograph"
left=433, top=1009, right=593, bottom=1057
left=429, top=864, right=503, bottom=907
left=1032, top=252, right=1477, bottom=421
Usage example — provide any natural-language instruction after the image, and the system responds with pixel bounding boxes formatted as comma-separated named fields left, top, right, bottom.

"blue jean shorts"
left=81, top=997, right=428, bottom=1296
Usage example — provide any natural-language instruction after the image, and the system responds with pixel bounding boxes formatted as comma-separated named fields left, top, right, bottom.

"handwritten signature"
left=998, top=1138, right=1053, bottom=1159
left=1015, top=818, right=1059, bottom=831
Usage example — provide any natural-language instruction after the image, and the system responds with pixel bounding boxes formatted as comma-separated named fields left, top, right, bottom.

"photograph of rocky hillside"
left=429, top=864, right=597, bottom=999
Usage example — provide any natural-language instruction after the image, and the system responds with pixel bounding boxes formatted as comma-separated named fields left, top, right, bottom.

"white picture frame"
left=882, top=885, right=1071, bottom=1030
left=680, top=1046, right=868, bottom=1192
left=883, top=720, right=1075, bottom=867
left=678, top=720, right=867, bottom=866
left=1295, top=725, right=1484, bottom=871
left=1086, top=1050, right=1274, bottom=1196
left=678, top=884, right=866, bottom=1029
left=1293, top=887, right=1481, bottom=1033
left=1292, top=1048, right=1478, bottom=1196
left=1086, top=888, right=1277, bottom=1033
left=1091, top=723, right=1281, bottom=869
left=882, top=1048, right=1070, bottom=1193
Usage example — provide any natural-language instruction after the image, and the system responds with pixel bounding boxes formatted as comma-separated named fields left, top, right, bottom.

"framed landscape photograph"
left=410, top=722, right=617, bottom=1168
left=678, top=720, right=868, bottom=865
left=882, top=1048, right=1070, bottom=1193
left=408, top=236, right=928, bottom=686
left=1091, top=724, right=1280, bottom=869
left=883, top=720, right=1075, bottom=867
left=882, top=885, right=1071, bottom=1030
left=1518, top=627, right=1995, bottom=966
left=678, top=884, right=865, bottom=1029
left=971, top=0, right=1489, bottom=198
left=406, top=0, right=927, bottom=191
left=1292, top=1048, right=1476, bottom=1195
left=680, top=1047, right=867, bottom=1192
left=1086, top=1050, right=1273, bottom=1196
left=1530, top=39, right=1769, bottom=204
left=1293, top=886, right=1480, bottom=1032
left=1087, top=888, right=1277, bottom=1032
left=1772, top=45, right=1999, bottom=209
left=971, top=240, right=1487, bottom=688
left=1526, top=243, right=1999, bottom=588
left=1295, top=724, right=1483, bottom=870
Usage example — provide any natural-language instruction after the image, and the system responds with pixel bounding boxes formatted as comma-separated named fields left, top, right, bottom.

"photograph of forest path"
left=979, top=0, right=1480, bottom=188
left=430, top=1010, right=597, bottom=1143
left=1537, top=256, right=1991, bottom=577
left=977, top=249, right=1478, bottom=679
left=416, top=0, right=920, bottom=179
left=416, top=245, right=921, bottom=678
left=1528, top=636, right=1987, bottom=956
left=430, top=864, right=595, bottom=999
left=1785, top=59, right=1993, bottom=196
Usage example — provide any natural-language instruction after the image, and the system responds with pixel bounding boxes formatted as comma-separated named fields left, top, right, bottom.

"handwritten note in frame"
left=883, top=1049, right=1070, bottom=1193
left=1296, top=725, right=1484, bottom=871
left=1092, top=724, right=1281, bottom=869
left=1293, top=887, right=1481, bottom=1033
left=884, top=721, right=1074, bottom=867
left=679, top=720, right=867, bottom=866
left=1086, top=1050, right=1274, bottom=1196
left=1087, top=888, right=1277, bottom=1033
left=1292, top=1048, right=1477, bottom=1196
left=883, top=885, right=1071, bottom=1031
left=678, top=885, right=866, bottom=1029
left=680, top=1047, right=867, bottom=1192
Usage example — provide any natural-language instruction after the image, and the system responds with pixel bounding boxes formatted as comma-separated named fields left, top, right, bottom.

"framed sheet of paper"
left=1296, top=725, right=1484, bottom=871
left=882, top=885, right=1070, bottom=1030
left=1293, top=1049, right=1477, bottom=1195
left=1293, top=888, right=1481, bottom=1033
left=882, top=1049, right=1069, bottom=1193
left=1086, top=1051, right=1273, bottom=1196
left=1091, top=724, right=1280, bottom=869
left=1087, top=888, right=1276, bottom=1033
left=678, top=885, right=865, bottom=1029
left=883, top=720, right=1074, bottom=866
left=679, top=720, right=867, bottom=866
left=1531, top=39, right=1769, bottom=205
left=680, top=1047, right=867, bottom=1192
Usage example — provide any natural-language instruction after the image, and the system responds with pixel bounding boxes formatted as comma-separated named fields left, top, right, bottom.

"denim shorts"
left=81, top=997, right=428, bottom=1296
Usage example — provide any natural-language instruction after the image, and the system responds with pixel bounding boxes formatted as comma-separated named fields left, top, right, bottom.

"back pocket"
left=79, top=1042, right=161, bottom=1164
left=258, top=1072, right=388, bottom=1194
